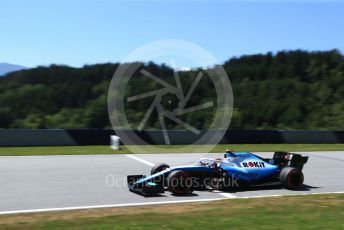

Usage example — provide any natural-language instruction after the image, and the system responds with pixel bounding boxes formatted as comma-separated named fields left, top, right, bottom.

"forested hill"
left=0, top=49, right=343, bottom=130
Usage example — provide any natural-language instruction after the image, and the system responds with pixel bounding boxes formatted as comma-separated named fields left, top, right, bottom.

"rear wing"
left=273, top=152, right=309, bottom=170
left=290, top=154, right=309, bottom=170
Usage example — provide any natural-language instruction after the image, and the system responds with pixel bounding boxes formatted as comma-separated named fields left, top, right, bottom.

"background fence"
left=0, top=129, right=344, bottom=147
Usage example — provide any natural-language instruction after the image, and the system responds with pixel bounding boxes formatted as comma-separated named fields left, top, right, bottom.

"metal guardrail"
left=0, top=129, right=343, bottom=147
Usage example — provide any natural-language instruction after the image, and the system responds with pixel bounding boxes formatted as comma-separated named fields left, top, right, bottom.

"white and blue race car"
left=127, top=150, right=308, bottom=196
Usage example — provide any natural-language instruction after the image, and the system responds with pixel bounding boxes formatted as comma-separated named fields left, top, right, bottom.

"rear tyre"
left=151, top=163, right=170, bottom=175
left=167, top=170, right=193, bottom=195
left=279, top=167, right=304, bottom=189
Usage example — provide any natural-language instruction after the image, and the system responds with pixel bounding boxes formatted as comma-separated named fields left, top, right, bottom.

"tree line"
left=0, top=49, right=343, bottom=130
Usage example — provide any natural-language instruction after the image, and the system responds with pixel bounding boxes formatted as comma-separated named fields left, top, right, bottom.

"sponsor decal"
left=236, top=171, right=258, bottom=177
left=241, top=161, right=265, bottom=168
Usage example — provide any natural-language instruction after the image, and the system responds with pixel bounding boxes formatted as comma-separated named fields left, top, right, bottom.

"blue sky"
left=1, top=0, right=344, bottom=68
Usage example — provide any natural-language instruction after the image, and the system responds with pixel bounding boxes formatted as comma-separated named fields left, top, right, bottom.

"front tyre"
left=279, top=167, right=304, bottom=189
left=151, top=163, right=170, bottom=175
left=167, top=170, right=193, bottom=195
left=151, top=163, right=170, bottom=186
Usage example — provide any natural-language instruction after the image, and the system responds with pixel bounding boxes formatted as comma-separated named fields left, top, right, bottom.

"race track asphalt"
left=0, top=151, right=343, bottom=214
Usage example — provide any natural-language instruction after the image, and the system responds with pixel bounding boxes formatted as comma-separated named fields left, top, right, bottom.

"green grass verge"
left=0, top=144, right=344, bottom=156
left=0, top=194, right=343, bottom=229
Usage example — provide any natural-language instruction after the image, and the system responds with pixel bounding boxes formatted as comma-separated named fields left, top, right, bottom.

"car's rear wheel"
left=167, top=170, right=193, bottom=195
left=279, top=167, right=304, bottom=189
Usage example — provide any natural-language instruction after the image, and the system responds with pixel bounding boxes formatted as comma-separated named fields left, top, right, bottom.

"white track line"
left=125, top=154, right=155, bottom=167
left=238, top=191, right=344, bottom=199
left=0, top=198, right=226, bottom=215
left=217, top=192, right=237, bottom=198
left=1, top=191, right=343, bottom=216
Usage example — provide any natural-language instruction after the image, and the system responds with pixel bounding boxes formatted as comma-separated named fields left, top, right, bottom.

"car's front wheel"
left=167, top=170, right=193, bottom=195
left=151, top=163, right=170, bottom=175
left=150, top=163, right=170, bottom=186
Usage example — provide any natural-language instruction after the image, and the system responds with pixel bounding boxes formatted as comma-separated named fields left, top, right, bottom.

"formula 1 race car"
left=127, top=150, right=309, bottom=196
